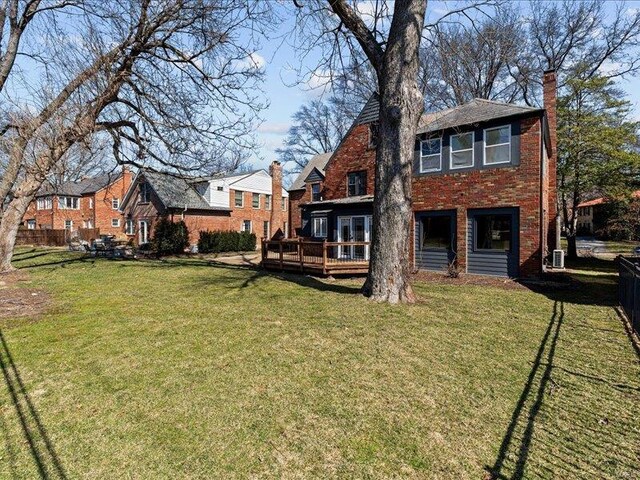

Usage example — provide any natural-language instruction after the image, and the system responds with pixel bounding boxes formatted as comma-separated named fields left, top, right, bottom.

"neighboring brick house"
left=119, top=162, right=288, bottom=246
left=289, top=71, right=559, bottom=278
left=22, top=169, right=133, bottom=236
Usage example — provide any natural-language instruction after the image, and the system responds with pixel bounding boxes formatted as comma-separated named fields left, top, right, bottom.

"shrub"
left=152, top=218, right=189, bottom=255
left=198, top=230, right=256, bottom=253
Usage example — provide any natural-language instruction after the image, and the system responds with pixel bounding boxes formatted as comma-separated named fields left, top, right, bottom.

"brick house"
left=119, top=162, right=288, bottom=246
left=23, top=169, right=133, bottom=236
left=288, top=71, right=558, bottom=278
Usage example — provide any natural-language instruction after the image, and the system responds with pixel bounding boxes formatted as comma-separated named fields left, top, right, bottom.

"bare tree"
left=276, top=96, right=354, bottom=170
left=0, top=0, right=270, bottom=272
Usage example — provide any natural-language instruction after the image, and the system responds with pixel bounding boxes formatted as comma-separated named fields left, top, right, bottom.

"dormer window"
left=347, top=171, right=366, bottom=197
left=368, top=122, right=379, bottom=148
left=311, top=183, right=321, bottom=202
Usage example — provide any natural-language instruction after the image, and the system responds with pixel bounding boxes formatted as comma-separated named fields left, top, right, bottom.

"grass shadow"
left=0, top=331, right=67, bottom=479
left=486, top=300, right=565, bottom=480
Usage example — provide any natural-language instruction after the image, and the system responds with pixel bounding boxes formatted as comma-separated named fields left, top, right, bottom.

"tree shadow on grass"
left=485, top=300, right=565, bottom=480
left=0, top=331, right=67, bottom=479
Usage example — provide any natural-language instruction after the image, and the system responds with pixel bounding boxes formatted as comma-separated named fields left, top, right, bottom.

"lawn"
left=1, top=248, right=639, bottom=479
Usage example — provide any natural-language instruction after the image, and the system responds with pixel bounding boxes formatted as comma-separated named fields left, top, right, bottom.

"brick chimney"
left=269, top=161, right=283, bottom=238
left=543, top=69, right=559, bottom=251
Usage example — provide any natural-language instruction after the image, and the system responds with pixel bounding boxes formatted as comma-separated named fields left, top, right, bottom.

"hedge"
left=198, top=230, right=256, bottom=253
left=152, top=218, right=189, bottom=255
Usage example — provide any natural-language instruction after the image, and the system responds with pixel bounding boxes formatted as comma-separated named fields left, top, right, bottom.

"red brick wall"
left=228, top=189, right=287, bottom=240
left=412, top=116, right=544, bottom=276
left=322, top=124, right=376, bottom=200
left=168, top=211, right=230, bottom=245
left=93, top=170, right=133, bottom=236
left=288, top=188, right=308, bottom=237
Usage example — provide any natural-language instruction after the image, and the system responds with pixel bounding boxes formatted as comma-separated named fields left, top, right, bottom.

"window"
left=234, top=190, right=244, bottom=207
left=126, top=219, right=135, bottom=235
left=89, top=198, right=94, bottom=209
left=265, top=194, right=271, bottom=210
left=252, top=193, right=260, bottom=209
left=347, top=171, right=367, bottom=196
left=263, top=221, right=270, bottom=239
left=64, top=220, right=73, bottom=230
left=83, top=220, right=93, bottom=228
left=368, top=122, right=379, bottom=148
left=217, top=186, right=224, bottom=191
left=27, top=219, right=36, bottom=230
left=450, top=132, right=474, bottom=169
left=420, top=137, right=442, bottom=172
left=312, top=217, right=328, bottom=238
left=242, top=220, right=251, bottom=233
left=281, top=197, right=287, bottom=211
left=475, top=214, right=512, bottom=251
left=420, top=216, right=451, bottom=249
left=111, top=218, right=121, bottom=227
left=484, top=125, right=511, bottom=165
left=37, top=197, right=52, bottom=210
left=58, top=196, right=80, bottom=210
left=112, top=198, right=120, bottom=209
left=284, top=221, right=288, bottom=238
left=139, top=220, right=149, bottom=244
left=311, top=183, right=321, bottom=202
left=140, top=183, right=150, bottom=203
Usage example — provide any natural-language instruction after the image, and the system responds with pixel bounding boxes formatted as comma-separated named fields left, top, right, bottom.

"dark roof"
left=289, top=152, right=333, bottom=191
left=38, top=172, right=122, bottom=197
left=305, top=194, right=374, bottom=206
left=417, top=99, right=543, bottom=133
left=356, top=94, right=542, bottom=132
left=142, top=170, right=230, bottom=211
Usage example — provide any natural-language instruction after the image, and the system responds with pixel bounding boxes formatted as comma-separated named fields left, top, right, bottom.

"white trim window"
left=139, top=183, right=151, bottom=203
left=450, top=132, right=474, bottom=169
left=281, top=197, right=287, bottom=211
left=37, top=197, right=52, bottom=210
left=252, top=193, right=260, bottom=209
left=241, top=219, right=251, bottom=233
left=58, top=196, right=80, bottom=210
left=234, top=190, right=244, bottom=208
left=484, top=125, right=511, bottom=165
left=420, top=137, right=442, bottom=172
left=89, top=198, right=94, bottom=209
left=111, top=218, right=121, bottom=227
left=112, top=198, right=120, bottom=209
left=64, top=220, right=73, bottom=230
left=265, top=194, right=271, bottom=210
left=27, top=219, right=36, bottom=230
left=125, top=219, right=135, bottom=235
left=312, top=217, right=328, bottom=238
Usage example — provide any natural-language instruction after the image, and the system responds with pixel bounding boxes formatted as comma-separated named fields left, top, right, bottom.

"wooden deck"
left=261, top=239, right=369, bottom=275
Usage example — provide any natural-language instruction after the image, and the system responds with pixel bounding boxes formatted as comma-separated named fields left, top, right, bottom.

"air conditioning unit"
left=552, top=249, right=565, bottom=269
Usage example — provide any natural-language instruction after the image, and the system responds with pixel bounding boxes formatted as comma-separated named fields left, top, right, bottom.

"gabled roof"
left=123, top=170, right=230, bottom=212
left=38, top=172, right=123, bottom=197
left=289, top=152, right=333, bottom=191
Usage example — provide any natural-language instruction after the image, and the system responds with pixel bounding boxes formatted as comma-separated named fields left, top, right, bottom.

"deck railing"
left=261, top=238, right=370, bottom=274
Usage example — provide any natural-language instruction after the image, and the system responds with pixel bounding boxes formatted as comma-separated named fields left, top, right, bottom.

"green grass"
left=1, top=248, right=639, bottom=479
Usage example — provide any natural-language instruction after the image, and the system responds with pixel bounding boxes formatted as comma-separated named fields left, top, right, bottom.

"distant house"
left=23, top=168, right=133, bottom=236
left=119, top=162, right=288, bottom=245
left=576, top=190, right=640, bottom=235
left=287, top=71, right=559, bottom=278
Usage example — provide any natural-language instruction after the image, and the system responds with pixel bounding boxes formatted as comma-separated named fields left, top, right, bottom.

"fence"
left=15, top=228, right=100, bottom=246
left=619, top=256, right=640, bottom=335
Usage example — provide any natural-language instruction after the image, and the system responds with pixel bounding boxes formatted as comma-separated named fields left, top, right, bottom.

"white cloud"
left=235, top=52, right=266, bottom=71
left=599, top=59, right=623, bottom=75
left=306, top=68, right=332, bottom=97
left=627, top=7, right=639, bottom=18
left=257, top=122, right=290, bottom=135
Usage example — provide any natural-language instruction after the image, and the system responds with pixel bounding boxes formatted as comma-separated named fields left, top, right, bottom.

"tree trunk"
left=361, top=0, right=427, bottom=304
left=566, top=234, right=577, bottom=260
left=0, top=193, right=33, bottom=273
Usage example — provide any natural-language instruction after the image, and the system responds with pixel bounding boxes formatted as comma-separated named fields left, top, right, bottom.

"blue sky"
left=249, top=0, right=640, bottom=172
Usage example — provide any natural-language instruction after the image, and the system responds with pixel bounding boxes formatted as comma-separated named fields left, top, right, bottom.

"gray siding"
left=467, top=208, right=519, bottom=277
left=413, top=119, right=522, bottom=177
left=414, top=211, right=456, bottom=272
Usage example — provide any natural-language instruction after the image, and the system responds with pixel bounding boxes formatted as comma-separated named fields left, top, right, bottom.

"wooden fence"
left=15, top=228, right=100, bottom=246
